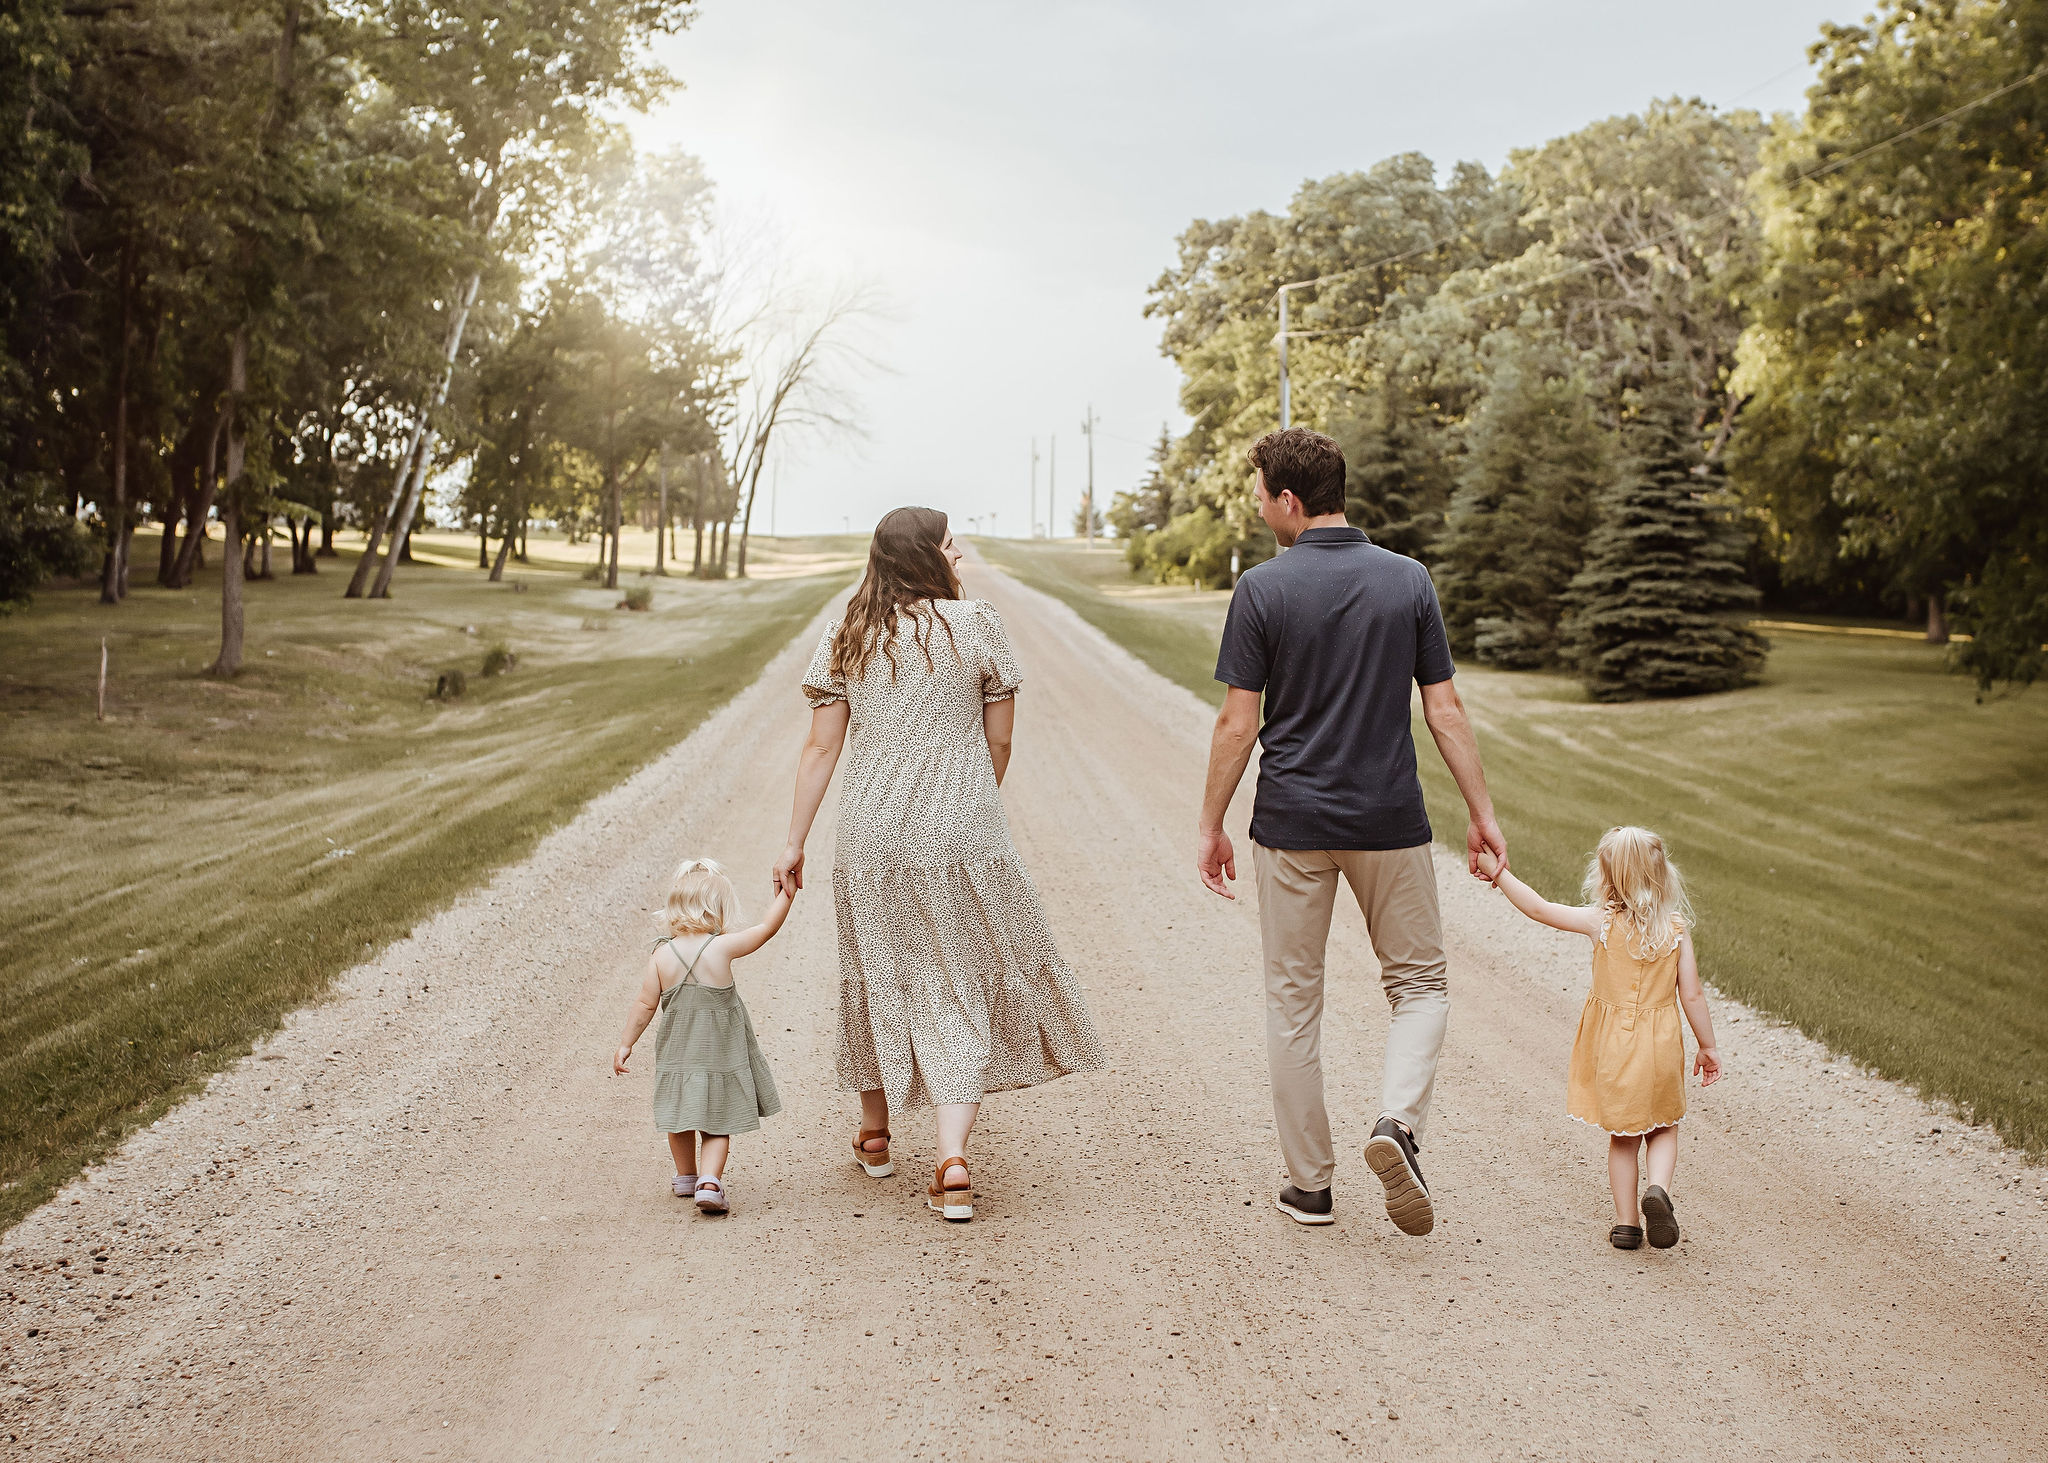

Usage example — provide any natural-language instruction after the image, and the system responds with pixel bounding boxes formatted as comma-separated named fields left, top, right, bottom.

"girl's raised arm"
left=719, top=884, right=795, bottom=960
left=613, top=957, right=666, bottom=1074
left=1675, top=929, right=1721, bottom=1086
left=1477, top=852, right=1602, bottom=937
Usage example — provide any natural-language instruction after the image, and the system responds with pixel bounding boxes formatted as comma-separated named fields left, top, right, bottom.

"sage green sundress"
left=650, top=934, right=782, bottom=1136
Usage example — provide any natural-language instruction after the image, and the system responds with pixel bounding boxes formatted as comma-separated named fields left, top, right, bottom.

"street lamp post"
left=1276, top=279, right=1321, bottom=430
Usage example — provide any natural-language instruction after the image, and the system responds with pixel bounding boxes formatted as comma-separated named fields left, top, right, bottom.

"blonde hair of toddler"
left=1581, top=825, right=1693, bottom=957
left=660, top=858, right=741, bottom=936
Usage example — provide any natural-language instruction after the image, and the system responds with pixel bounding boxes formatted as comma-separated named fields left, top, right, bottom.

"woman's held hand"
left=772, top=843, right=806, bottom=894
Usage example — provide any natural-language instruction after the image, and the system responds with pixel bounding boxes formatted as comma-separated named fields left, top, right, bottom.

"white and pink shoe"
left=694, top=1177, right=729, bottom=1214
left=672, top=1174, right=697, bottom=1199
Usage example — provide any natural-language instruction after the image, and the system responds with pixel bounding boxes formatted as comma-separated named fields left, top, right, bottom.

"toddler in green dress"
left=613, top=858, right=788, bottom=1214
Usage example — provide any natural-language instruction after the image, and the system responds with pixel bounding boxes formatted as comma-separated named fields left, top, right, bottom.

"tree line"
left=1, top=0, right=868, bottom=669
left=1117, top=0, right=2047, bottom=695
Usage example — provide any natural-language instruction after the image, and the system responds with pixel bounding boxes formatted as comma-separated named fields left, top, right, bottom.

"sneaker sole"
left=1641, top=1190, right=1679, bottom=1249
left=1274, top=1196, right=1335, bottom=1226
left=927, top=1193, right=973, bottom=1222
left=696, top=1201, right=728, bottom=1215
left=856, top=1158, right=895, bottom=1178
left=1364, top=1135, right=1435, bottom=1236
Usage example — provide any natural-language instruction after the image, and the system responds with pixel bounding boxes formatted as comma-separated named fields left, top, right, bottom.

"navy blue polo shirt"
left=1214, top=525, right=1455, bottom=851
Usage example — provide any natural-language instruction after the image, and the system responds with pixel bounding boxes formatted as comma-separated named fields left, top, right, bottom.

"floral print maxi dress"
left=802, top=598, right=1105, bottom=1109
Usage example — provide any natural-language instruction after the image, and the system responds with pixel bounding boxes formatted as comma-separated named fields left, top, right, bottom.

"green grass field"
left=0, top=527, right=861, bottom=1231
left=977, top=537, right=2048, bottom=1157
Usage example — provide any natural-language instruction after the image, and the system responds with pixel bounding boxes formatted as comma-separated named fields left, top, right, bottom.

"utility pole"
left=1080, top=404, right=1097, bottom=548
left=1049, top=435, right=1057, bottom=540
left=1278, top=288, right=1291, bottom=429
left=1030, top=438, right=1039, bottom=539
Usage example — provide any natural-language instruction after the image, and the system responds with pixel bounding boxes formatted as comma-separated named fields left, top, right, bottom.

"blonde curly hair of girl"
left=658, top=858, right=742, bottom=937
left=1581, top=826, right=1694, bottom=956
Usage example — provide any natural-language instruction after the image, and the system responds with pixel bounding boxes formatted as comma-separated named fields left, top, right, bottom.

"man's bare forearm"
left=1421, top=684, right=1495, bottom=822
left=1200, top=719, right=1257, bottom=833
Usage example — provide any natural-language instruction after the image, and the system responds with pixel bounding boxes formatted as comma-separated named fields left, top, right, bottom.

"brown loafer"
left=1610, top=1224, right=1644, bottom=1250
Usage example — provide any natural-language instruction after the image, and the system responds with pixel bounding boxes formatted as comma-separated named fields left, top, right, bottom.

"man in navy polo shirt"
left=1197, top=427, right=1508, bottom=1233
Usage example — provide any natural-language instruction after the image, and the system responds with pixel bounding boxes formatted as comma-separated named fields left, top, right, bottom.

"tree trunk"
left=209, top=330, right=249, bottom=674
left=1926, top=593, right=1949, bottom=645
left=157, top=483, right=183, bottom=585
left=210, top=499, right=245, bottom=675
left=518, top=516, right=528, bottom=562
left=604, top=470, right=621, bottom=589
left=168, top=410, right=223, bottom=589
left=257, top=517, right=273, bottom=579
left=347, top=423, right=421, bottom=597
left=654, top=446, right=668, bottom=576
left=489, top=526, right=513, bottom=581
left=478, top=516, right=489, bottom=568
left=117, top=515, right=135, bottom=597
left=99, top=242, right=135, bottom=605
left=369, top=268, right=480, bottom=599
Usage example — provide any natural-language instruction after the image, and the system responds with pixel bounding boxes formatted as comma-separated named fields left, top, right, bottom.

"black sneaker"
left=1641, top=1185, right=1679, bottom=1249
left=1363, top=1117, right=1434, bottom=1236
left=1275, top=1183, right=1334, bottom=1226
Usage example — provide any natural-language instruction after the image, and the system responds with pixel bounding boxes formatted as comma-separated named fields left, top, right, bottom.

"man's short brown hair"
left=1247, top=428, right=1346, bottom=517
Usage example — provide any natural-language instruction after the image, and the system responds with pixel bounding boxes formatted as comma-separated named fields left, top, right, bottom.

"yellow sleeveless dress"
left=1568, top=914, right=1686, bottom=1136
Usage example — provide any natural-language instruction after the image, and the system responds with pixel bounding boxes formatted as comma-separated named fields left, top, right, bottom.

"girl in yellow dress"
left=1478, top=827, right=1720, bottom=1250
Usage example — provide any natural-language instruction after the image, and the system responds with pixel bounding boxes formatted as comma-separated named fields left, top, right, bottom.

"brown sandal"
left=927, top=1157, right=973, bottom=1223
left=852, top=1128, right=893, bottom=1178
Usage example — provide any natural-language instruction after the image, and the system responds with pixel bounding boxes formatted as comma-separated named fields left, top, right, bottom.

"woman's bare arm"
left=1476, top=851, right=1602, bottom=936
left=1675, top=929, right=1721, bottom=1085
left=773, top=701, right=850, bottom=893
left=983, top=695, right=1015, bottom=787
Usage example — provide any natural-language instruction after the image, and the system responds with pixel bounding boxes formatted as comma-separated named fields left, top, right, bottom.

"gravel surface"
left=4, top=553, right=2044, bottom=1460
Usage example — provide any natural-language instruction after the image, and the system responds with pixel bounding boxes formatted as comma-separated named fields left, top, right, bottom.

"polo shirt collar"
left=1293, top=525, right=1368, bottom=546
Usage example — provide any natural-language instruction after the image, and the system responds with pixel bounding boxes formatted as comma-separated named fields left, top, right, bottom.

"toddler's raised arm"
left=1477, top=850, right=1602, bottom=937
left=718, top=884, right=795, bottom=961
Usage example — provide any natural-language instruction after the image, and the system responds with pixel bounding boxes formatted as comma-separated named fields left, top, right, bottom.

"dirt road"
left=5, top=554, right=2045, bottom=1460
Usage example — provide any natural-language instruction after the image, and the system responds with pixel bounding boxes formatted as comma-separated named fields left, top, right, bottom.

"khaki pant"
left=1253, top=842, right=1448, bottom=1193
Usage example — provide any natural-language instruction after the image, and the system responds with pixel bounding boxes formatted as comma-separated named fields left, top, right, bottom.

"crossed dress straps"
left=655, top=934, right=718, bottom=997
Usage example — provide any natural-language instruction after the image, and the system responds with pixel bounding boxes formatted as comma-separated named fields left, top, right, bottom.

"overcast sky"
left=637, top=1, right=1848, bottom=539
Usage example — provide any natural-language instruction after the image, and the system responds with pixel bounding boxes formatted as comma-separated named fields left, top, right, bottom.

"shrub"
left=620, top=586, right=652, bottom=611
left=580, top=562, right=604, bottom=581
left=480, top=644, right=518, bottom=676
left=1136, top=505, right=1238, bottom=589
left=431, top=669, right=467, bottom=700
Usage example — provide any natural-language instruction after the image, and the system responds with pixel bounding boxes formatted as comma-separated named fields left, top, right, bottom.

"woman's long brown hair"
left=831, top=506, right=964, bottom=684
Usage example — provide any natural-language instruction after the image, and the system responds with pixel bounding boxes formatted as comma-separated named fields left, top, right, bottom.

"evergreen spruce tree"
left=1334, top=380, right=1453, bottom=561
left=1431, top=344, right=1608, bottom=668
left=1560, top=391, right=1767, bottom=700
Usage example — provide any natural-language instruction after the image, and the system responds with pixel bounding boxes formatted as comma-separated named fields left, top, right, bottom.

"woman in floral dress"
left=773, top=507, right=1103, bottom=1222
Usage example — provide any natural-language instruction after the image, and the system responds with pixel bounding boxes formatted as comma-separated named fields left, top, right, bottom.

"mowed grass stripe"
left=1, top=530, right=860, bottom=1230
left=975, top=538, right=2048, bottom=1154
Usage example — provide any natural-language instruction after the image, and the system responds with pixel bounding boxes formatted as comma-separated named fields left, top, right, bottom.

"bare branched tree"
left=706, top=219, right=888, bottom=576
